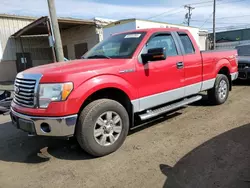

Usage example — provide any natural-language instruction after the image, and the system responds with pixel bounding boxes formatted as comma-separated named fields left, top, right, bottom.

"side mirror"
left=141, top=47, right=167, bottom=64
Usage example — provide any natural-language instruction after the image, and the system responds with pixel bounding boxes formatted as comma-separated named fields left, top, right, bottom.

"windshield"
left=236, top=45, right=250, bottom=56
left=83, top=32, right=146, bottom=59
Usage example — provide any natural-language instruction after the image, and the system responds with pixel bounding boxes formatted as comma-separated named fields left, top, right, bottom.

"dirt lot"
left=1, top=82, right=250, bottom=188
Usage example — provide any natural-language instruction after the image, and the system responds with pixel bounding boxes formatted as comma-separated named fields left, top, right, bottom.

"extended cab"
left=10, top=28, right=238, bottom=156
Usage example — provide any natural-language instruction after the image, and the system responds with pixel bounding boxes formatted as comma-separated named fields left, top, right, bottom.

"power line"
left=193, top=20, right=250, bottom=24
left=217, top=14, right=250, bottom=19
left=146, top=7, right=184, bottom=20
left=188, top=0, right=222, bottom=5
left=199, top=13, right=213, bottom=28
left=146, top=0, right=218, bottom=20
left=195, top=0, right=246, bottom=8
left=192, top=14, right=250, bottom=22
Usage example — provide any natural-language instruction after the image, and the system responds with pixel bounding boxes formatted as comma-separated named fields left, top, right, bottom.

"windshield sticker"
left=124, top=34, right=141, bottom=38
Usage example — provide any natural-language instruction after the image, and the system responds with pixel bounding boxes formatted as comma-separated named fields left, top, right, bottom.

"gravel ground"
left=0, top=82, right=250, bottom=188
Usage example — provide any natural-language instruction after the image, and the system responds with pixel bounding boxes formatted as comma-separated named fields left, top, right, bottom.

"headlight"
left=39, top=82, right=73, bottom=108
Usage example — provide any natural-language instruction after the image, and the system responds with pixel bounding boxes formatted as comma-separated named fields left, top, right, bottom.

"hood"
left=23, top=58, right=132, bottom=85
left=25, top=59, right=126, bottom=75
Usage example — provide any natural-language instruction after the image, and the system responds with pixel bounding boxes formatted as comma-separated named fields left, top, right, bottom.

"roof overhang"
left=12, top=16, right=96, bottom=38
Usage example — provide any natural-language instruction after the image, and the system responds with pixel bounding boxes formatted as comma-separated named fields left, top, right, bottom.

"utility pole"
left=47, top=0, right=64, bottom=62
left=213, top=0, right=216, bottom=49
left=184, top=5, right=195, bottom=26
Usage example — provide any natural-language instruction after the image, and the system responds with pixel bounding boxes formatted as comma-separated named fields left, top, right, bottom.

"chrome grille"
left=14, top=78, right=36, bottom=107
left=238, top=63, right=248, bottom=70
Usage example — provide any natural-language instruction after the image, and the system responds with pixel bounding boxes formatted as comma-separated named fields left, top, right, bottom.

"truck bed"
left=201, top=49, right=238, bottom=81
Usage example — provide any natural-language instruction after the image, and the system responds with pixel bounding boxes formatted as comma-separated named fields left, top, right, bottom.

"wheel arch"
left=217, top=66, right=232, bottom=91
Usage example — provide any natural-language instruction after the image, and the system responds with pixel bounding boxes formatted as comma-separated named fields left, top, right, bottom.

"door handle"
left=176, top=62, right=184, bottom=69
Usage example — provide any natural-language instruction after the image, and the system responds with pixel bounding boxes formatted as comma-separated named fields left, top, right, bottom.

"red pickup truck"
left=10, top=28, right=238, bottom=156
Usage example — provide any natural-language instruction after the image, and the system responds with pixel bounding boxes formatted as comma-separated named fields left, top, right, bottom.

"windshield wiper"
left=87, top=55, right=111, bottom=59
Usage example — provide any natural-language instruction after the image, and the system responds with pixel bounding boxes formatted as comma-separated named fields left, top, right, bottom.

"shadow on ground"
left=233, top=79, right=250, bottom=86
left=160, top=123, right=250, bottom=188
left=188, top=93, right=213, bottom=107
left=0, top=111, right=182, bottom=164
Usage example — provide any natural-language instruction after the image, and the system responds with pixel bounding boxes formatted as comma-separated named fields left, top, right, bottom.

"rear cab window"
left=178, top=32, right=195, bottom=54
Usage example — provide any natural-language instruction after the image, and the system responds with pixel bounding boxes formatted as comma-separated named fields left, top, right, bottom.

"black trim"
left=172, top=32, right=185, bottom=55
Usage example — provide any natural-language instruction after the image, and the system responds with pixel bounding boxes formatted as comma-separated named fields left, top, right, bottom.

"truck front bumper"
left=10, top=108, right=78, bottom=137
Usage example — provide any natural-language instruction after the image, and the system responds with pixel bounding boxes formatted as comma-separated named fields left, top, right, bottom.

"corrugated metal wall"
left=0, top=16, right=52, bottom=62
left=0, top=16, right=53, bottom=81
left=0, top=16, right=32, bottom=61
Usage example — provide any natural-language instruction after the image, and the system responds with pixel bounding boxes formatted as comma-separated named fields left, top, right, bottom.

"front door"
left=136, top=32, right=185, bottom=112
left=16, top=53, right=33, bottom=73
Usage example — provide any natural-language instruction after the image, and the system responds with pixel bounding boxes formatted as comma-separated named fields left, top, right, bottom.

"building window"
left=74, top=43, right=88, bottom=59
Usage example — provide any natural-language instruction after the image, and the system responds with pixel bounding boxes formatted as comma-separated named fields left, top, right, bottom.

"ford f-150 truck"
left=10, top=28, right=238, bottom=157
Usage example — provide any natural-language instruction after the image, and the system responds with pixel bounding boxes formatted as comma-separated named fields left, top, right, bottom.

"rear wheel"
left=208, top=74, right=230, bottom=105
left=76, top=99, right=129, bottom=157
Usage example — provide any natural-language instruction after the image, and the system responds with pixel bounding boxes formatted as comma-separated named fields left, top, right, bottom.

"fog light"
left=40, top=123, right=51, bottom=133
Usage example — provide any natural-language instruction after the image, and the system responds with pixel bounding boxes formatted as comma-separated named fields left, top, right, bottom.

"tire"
left=208, top=74, right=230, bottom=105
left=76, top=99, right=129, bottom=157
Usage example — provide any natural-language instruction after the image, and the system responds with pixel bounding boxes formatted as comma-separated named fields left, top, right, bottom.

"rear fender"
left=215, top=59, right=232, bottom=75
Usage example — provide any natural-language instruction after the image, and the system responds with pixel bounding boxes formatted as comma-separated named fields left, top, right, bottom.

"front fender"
left=69, top=75, right=138, bottom=111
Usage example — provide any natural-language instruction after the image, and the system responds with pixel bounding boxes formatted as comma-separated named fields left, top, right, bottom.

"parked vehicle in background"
left=10, top=28, right=238, bottom=157
left=235, top=44, right=250, bottom=80
left=0, top=90, right=12, bottom=114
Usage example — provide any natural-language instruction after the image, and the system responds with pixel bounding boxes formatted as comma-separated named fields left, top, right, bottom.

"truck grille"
left=13, top=78, right=36, bottom=107
left=238, top=63, right=248, bottom=70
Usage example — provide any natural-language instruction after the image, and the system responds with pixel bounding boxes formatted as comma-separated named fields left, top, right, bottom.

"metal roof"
left=12, top=16, right=96, bottom=38
left=0, top=14, right=36, bottom=20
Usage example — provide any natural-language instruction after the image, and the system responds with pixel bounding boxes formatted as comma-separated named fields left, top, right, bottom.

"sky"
left=1, top=0, right=250, bottom=31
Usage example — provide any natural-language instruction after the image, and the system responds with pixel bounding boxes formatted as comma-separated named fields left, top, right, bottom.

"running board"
left=139, top=95, right=202, bottom=121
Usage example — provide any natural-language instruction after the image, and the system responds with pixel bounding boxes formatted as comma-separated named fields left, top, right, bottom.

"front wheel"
left=76, top=99, right=129, bottom=157
left=208, top=74, right=230, bottom=105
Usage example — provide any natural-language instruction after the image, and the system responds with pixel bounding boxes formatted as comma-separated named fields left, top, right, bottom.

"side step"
left=139, top=95, right=202, bottom=121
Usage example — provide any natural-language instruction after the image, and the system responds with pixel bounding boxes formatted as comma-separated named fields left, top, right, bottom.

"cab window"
left=178, top=33, right=195, bottom=54
left=141, top=34, right=178, bottom=57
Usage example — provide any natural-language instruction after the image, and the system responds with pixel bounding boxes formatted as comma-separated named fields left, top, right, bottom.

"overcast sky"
left=1, top=0, right=249, bottom=31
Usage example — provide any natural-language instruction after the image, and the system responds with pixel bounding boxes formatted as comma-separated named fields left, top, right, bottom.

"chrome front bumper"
left=10, top=108, right=78, bottom=137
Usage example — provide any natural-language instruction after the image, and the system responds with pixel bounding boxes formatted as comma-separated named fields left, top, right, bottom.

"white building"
left=103, top=18, right=208, bottom=51
left=0, top=14, right=111, bottom=82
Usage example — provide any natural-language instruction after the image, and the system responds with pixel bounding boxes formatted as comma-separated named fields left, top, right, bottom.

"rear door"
left=175, top=32, right=202, bottom=96
left=136, top=32, right=185, bottom=111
